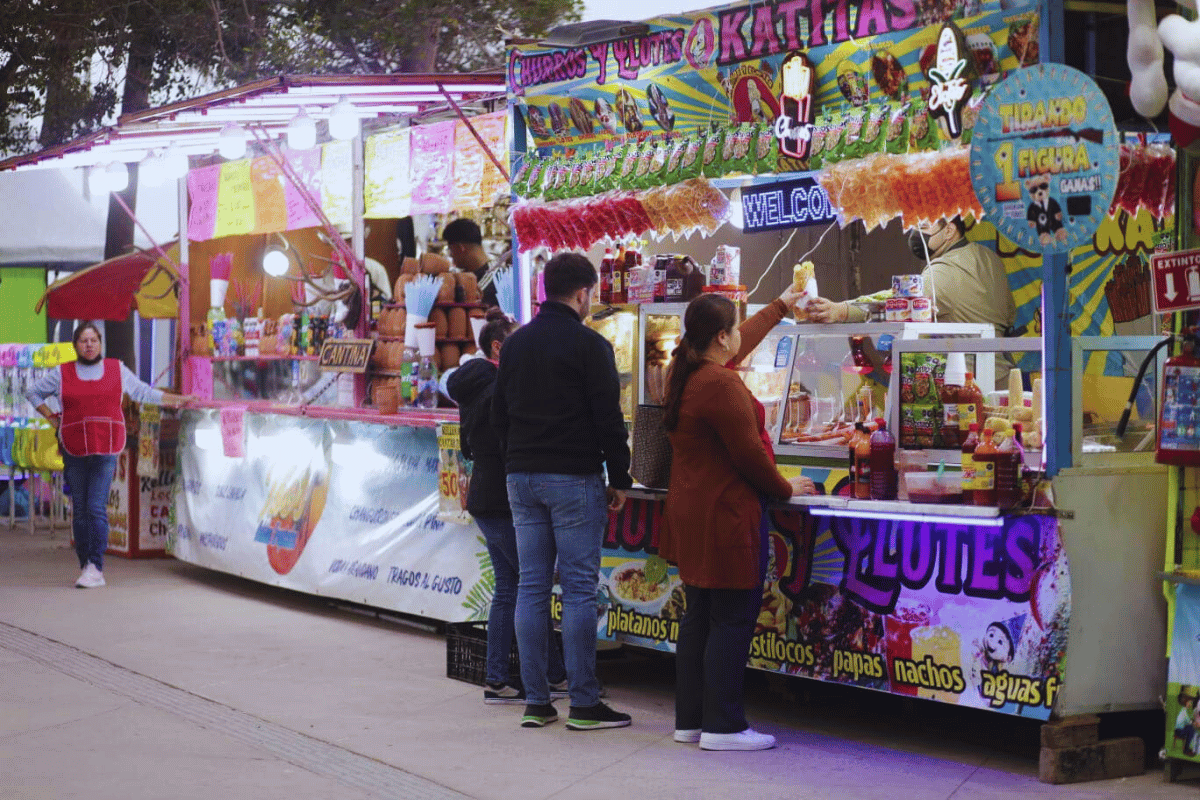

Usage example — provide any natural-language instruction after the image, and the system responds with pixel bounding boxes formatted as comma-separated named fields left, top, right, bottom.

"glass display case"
left=1071, top=336, right=1164, bottom=466
left=640, top=304, right=685, bottom=408
left=587, top=306, right=639, bottom=421
left=210, top=357, right=327, bottom=404
left=889, top=336, right=1044, bottom=467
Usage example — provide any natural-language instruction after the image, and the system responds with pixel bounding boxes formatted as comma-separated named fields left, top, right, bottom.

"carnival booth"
left=0, top=74, right=514, bottom=619
left=506, top=0, right=1181, bottom=725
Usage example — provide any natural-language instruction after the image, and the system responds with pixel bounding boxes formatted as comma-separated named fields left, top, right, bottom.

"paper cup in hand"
left=210, top=279, right=229, bottom=309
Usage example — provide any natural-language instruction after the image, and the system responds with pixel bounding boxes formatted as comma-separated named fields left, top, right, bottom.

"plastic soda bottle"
left=869, top=419, right=897, bottom=500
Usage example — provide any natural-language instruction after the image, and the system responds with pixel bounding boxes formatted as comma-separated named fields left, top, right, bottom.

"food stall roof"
left=0, top=72, right=506, bottom=173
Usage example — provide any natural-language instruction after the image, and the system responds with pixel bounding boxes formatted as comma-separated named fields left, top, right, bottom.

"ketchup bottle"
left=973, top=428, right=998, bottom=506
left=960, top=422, right=979, bottom=505
left=869, top=419, right=897, bottom=500
left=612, top=247, right=632, bottom=304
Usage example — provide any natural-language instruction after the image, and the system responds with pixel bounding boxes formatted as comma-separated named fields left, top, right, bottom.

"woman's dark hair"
left=479, top=307, right=517, bottom=358
left=662, top=294, right=737, bottom=431
left=72, top=321, right=102, bottom=348
left=544, top=252, right=597, bottom=300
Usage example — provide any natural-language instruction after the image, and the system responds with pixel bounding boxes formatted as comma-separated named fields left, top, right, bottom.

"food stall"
left=1, top=75, right=519, bottom=622
left=506, top=0, right=1173, bottom=722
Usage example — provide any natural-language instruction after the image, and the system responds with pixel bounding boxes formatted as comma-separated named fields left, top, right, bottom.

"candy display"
left=511, top=178, right=730, bottom=253
left=1108, top=141, right=1176, bottom=221
left=817, top=147, right=983, bottom=231
left=1104, top=255, right=1152, bottom=323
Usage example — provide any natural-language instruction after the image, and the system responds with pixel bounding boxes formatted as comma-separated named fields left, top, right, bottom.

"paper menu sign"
left=321, top=140, right=353, bottom=229
left=186, top=166, right=220, bottom=241
left=251, top=156, right=288, bottom=233
left=410, top=120, right=455, bottom=214
left=213, top=160, right=256, bottom=239
left=365, top=128, right=413, bottom=218
left=282, top=147, right=323, bottom=230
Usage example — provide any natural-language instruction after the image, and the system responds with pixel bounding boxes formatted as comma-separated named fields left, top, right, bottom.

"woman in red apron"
left=26, top=323, right=190, bottom=588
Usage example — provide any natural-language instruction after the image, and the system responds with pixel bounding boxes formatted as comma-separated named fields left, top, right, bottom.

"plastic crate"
left=445, top=621, right=520, bottom=686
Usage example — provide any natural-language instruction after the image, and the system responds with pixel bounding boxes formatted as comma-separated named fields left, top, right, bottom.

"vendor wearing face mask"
left=806, top=216, right=1015, bottom=340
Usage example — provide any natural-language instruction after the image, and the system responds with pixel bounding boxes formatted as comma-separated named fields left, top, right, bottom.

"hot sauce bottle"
left=973, top=427, right=998, bottom=506
left=996, top=423, right=1025, bottom=510
left=958, top=371, right=984, bottom=435
left=939, top=378, right=962, bottom=446
left=869, top=419, right=897, bottom=500
left=612, top=245, right=632, bottom=304
left=599, top=246, right=614, bottom=304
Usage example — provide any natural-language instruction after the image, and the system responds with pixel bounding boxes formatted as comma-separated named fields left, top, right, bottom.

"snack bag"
left=791, top=260, right=818, bottom=320
left=909, top=104, right=939, bottom=152
left=725, top=123, right=755, bottom=175
left=511, top=155, right=533, bottom=198
left=665, top=136, right=688, bottom=184
left=645, top=138, right=671, bottom=188
left=884, top=103, right=911, bottom=155
left=753, top=122, right=778, bottom=175
left=860, top=104, right=888, bottom=156
left=701, top=127, right=725, bottom=178
left=824, top=111, right=847, bottom=164
left=807, top=114, right=829, bottom=170
left=633, top=139, right=656, bottom=187
left=841, top=106, right=867, bottom=160
left=617, top=142, right=640, bottom=191
left=679, top=135, right=703, bottom=181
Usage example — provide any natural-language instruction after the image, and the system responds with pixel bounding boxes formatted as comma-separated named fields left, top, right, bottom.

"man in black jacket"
left=493, top=252, right=633, bottom=731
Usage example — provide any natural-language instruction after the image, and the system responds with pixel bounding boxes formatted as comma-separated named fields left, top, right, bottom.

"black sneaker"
left=565, top=702, right=631, bottom=730
left=484, top=683, right=525, bottom=705
left=520, top=703, right=558, bottom=728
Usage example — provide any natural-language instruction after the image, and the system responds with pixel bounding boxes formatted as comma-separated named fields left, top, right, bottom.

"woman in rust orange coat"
left=658, top=290, right=814, bottom=752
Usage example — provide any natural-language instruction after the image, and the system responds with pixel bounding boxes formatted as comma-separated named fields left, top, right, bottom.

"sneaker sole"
left=673, top=730, right=702, bottom=743
left=520, top=714, right=558, bottom=728
left=699, top=739, right=775, bottom=751
left=484, top=697, right=527, bottom=705
left=565, top=719, right=631, bottom=730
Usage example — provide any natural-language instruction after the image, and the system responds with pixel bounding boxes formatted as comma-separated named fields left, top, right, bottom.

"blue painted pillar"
left=1043, top=251, right=1072, bottom=476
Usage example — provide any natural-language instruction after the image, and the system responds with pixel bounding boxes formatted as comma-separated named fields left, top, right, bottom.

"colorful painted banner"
left=365, top=128, right=413, bottom=218
left=508, top=0, right=1047, bottom=154
left=1166, top=585, right=1200, bottom=763
left=173, top=411, right=493, bottom=622
left=969, top=64, right=1119, bottom=255
left=599, top=494, right=1069, bottom=718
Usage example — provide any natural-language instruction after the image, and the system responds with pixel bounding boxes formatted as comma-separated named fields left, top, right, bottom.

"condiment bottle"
left=869, top=419, right=897, bottom=500
left=612, top=246, right=632, bottom=304
left=996, top=424, right=1025, bottom=509
left=960, top=422, right=980, bottom=505
left=599, top=246, right=614, bottom=304
left=973, top=428, right=998, bottom=506
left=958, top=371, right=984, bottom=436
left=939, top=377, right=962, bottom=447
left=854, top=423, right=872, bottom=499
left=848, top=423, right=865, bottom=493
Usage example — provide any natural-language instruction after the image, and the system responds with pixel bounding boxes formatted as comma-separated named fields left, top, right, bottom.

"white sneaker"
left=673, top=728, right=702, bottom=743
left=75, top=564, right=105, bottom=589
left=699, top=728, right=775, bottom=751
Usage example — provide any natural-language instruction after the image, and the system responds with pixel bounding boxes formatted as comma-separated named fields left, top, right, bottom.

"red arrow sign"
left=1151, top=249, right=1200, bottom=314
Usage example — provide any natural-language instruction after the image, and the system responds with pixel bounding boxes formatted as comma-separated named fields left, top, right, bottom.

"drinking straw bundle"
left=493, top=267, right=517, bottom=319
left=210, top=252, right=233, bottom=281
left=230, top=277, right=263, bottom=319
left=405, top=274, right=440, bottom=320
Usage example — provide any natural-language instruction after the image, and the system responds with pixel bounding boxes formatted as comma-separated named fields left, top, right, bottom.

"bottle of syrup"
left=960, top=422, right=980, bottom=505
left=869, top=419, right=897, bottom=500
left=973, top=427, right=998, bottom=506
left=612, top=246, right=632, bottom=304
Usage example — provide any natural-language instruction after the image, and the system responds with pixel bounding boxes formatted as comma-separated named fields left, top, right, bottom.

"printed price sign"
left=1151, top=248, right=1200, bottom=314
left=970, top=64, right=1119, bottom=254
left=136, top=404, right=162, bottom=479
left=219, top=406, right=246, bottom=459
left=436, top=422, right=472, bottom=524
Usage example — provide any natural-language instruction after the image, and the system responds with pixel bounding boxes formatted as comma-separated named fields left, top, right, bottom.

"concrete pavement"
left=0, top=521, right=1196, bottom=800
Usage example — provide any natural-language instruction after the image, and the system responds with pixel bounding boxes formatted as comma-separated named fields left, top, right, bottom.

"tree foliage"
left=0, top=0, right=579, bottom=157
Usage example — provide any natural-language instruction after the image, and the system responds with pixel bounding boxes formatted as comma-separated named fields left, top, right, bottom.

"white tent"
left=0, top=169, right=106, bottom=264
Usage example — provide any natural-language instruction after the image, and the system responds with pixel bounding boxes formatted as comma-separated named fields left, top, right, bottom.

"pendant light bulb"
left=219, top=123, right=248, bottom=159
left=328, top=97, right=360, bottom=141
left=287, top=108, right=317, bottom=151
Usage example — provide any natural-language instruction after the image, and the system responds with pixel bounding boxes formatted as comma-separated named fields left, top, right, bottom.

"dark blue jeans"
left=507, top=472, right=607, bottom=707
left=62, top=453, right=119, bottom=571
left=474, top=513, right=566, bottom=688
